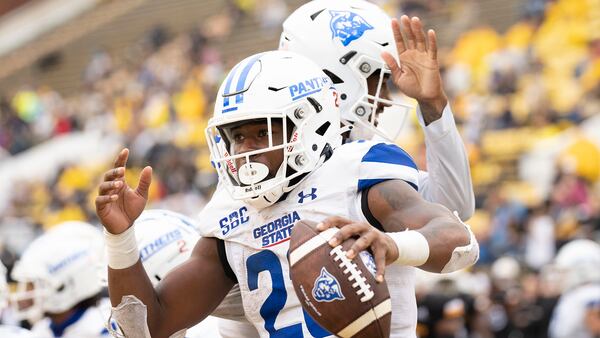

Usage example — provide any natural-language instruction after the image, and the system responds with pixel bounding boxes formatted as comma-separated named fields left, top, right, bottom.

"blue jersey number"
left=246, top=250, right=331, bottom=338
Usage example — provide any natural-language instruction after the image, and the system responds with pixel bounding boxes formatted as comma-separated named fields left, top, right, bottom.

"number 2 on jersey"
left=247, top=250, right=331, bottom=338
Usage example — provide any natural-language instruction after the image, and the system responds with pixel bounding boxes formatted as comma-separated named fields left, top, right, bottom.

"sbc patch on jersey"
left=312, top=267, right=345, bottom=302
left=329, top=10, right=373, bottom=46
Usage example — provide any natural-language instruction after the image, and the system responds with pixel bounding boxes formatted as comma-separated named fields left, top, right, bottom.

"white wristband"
left=387, top=230, right=430, bottom=266
left=104, top=226, right=140, bottom=269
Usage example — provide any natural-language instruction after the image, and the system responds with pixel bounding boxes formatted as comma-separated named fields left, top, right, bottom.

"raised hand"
left=381, top=15, right=448, bottom=124
left=95, top=148, right=152, bottom=234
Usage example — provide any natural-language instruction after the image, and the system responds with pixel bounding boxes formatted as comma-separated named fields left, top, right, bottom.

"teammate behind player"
left=0, top=262, right=34, bottom=338
left=280, top=0, right=474, bottom=219
left=97, top=50, right=477, bottom=338
left=549, top=239, right=600, bottom=338
left=10, top=221, right=114, bottom=337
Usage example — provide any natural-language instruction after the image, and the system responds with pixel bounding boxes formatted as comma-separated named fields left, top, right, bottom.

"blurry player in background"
left=549, top=239, right=600, bottom=338
left=10, top=221, right=116, bottom=337
left=0, top=262, right=34, bottom=337
left=126, top=209, right=256, bottom=338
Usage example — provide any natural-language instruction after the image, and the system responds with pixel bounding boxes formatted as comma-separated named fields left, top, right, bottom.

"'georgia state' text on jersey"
left=199, top=140, right=420, bottom=338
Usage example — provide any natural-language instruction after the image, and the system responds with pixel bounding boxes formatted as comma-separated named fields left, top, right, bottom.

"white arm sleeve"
left=417, top=104, right=475, bottom=220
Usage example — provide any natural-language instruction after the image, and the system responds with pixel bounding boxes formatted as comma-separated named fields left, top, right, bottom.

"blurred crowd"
left=1, top=0, right=599, bottom=337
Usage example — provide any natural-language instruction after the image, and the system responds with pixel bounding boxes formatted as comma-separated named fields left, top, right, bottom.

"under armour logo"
left=298, top=188, right=317, bottom=203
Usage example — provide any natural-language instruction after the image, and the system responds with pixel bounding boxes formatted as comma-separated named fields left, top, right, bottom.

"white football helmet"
left=10, top=221, right=104, bottom=322
left=133, top=209, right=200, bottom=286
left=553, top=239, right=600, bottom=291
left=206, top=50, right=341, bottom=209
left=280, top=0, right=412, bottom=141
left=0, top=261, right=7, bottom=309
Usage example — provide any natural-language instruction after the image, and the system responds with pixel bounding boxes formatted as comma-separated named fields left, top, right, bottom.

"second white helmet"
left=134, top=209, right=200, bottom=286
left=10, top=221, right=105, bottom=321
left=553, top=239, right=600, bottom=291
left=280, top=0, right=412, bottom=141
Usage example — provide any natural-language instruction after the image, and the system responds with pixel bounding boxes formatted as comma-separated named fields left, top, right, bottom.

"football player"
left=10, top=221, right=116, bottom=337
left=213, top=1, right=477, bottom=336
left=97, top=50, right=477, bottom=338
left=549, top=239, right=600, bottom=338
left=279, top=0, right=474, bottom=220
left=0, top=261, right=34, bottom=337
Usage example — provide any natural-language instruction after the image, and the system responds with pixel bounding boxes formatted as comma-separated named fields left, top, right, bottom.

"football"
left=289, top=219, right=391, bottom=338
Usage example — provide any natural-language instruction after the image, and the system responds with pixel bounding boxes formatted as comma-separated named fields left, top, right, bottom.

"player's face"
left=366, top=71, right=391, bottom=125
left=14, top=282, right=34, bottom=311
left=230, top=120, right=285, bottom=179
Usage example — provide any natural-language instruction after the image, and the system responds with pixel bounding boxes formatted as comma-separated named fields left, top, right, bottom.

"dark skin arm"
left=108, top=238, right=234, bottom=337
left=319, top=179, right=471, bottom=279
left=97, top=149, right=235, bottom=337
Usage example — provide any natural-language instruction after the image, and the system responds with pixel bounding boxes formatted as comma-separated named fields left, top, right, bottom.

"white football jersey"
left=200, top=140, right=419, bottom=338
left=30, top=298, right=115, bottom=338
left=549, top=283, right=600, bottom=338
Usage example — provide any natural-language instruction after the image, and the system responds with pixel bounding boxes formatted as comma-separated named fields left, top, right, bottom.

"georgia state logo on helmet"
left=312, top=267, right=345, bottom=302
left=329, top=10, right=373, bottom=46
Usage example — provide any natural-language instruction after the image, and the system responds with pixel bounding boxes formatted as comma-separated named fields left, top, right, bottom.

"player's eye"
left=232, top=133, right=245, bottom=143
left=258, top=129, right=269, bottom=138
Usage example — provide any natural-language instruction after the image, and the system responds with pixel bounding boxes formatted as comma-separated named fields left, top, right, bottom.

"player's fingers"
left=103, top=167, right=125, bottom=182
left=317, top=216, right=353, bottom=231
left=401, top=15, right=416, bottom=49
left=391, top=18, right=406, bottom=54
left=135, top=166, right=152, bottom=199
left=381, top=52, right=401, bottom=77
left=411, top=17, right=426, bottom=52
left=427, top=29, right=438, bottom=61
left=95, top=194, right=118, bottom=208
left=372, top=244, right=387, bottom=283
left=328, top=222, right=368, bottom=247
left=113, top=148, right=129, bottom=168
left=98, top=181, right=123, bottom=196
left=347, top=231, right=377, bottom=259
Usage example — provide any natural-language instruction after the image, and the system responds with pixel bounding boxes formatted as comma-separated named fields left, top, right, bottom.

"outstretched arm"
left=366, top=179, right=476, bottom=273
left=319, top=179, right=478, bottom=278
left=382, top=15, right=475, bottom=219
left=96, top=149, right=234, bottom=337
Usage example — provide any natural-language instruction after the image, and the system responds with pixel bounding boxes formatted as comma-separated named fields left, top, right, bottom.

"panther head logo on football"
left=312, top=267, right=346, bottom=302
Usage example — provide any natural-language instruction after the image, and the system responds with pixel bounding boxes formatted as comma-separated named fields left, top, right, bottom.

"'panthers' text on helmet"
left=133, top=209, right=200, bottom=286
left=206, top=50, right=341, bottom=209
left=280, top=0, right=413, bottom=141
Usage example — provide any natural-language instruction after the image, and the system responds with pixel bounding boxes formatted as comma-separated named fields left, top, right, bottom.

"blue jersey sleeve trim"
left=361, top=143, right=417, bottom=169
left=357, top=178, right=418, bottom=191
